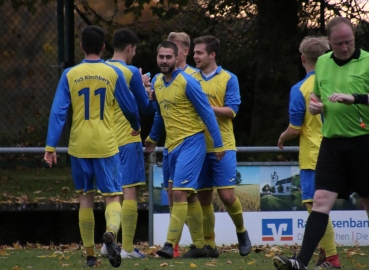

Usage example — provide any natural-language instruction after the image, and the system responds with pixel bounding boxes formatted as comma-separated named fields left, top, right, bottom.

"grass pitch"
left=0, top=244, right=368, bottom=269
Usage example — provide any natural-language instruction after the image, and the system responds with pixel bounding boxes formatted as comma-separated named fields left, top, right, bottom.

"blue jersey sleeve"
left=289, top=85, right=305, bottom=127
left=46, top=69, right=71, bottom=148
left=148, top=75, right=164, bottom=141
left=129, top=66, right=156, bottom=115
left=184, top=75, right=223, bottom=148
left=224, top=74, right=241, bottom=114
left=112, top=67, right=140, bottom=131
left=148, top=111, right=164, bottom=142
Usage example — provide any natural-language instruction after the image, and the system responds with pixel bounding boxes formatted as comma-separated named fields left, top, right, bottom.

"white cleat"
left=121, top=248, right=146, bottom=259
left=100, top=243, right=108, bottom=257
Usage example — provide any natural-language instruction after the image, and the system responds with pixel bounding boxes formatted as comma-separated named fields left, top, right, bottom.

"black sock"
left=297, top=211, right=329, bottom=266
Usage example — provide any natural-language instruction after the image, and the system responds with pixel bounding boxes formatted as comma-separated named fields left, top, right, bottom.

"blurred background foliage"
left=1, top=0, right=369, bottom=166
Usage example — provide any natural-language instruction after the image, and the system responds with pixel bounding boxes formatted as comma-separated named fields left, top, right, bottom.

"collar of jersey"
left=305, top=70, right=315, bottom=79
left=161, top=68, right=181, bottom=87
left=106, top=59, right=127, bottom=67
left=200, top=65, right=223, bottom=81
left=82, top=59, right=105, bottom=63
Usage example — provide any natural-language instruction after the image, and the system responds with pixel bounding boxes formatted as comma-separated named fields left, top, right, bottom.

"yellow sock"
left=79, top=208, right=95, bottom=254
left=187, top=201, right=204, bottom=247
left=320, top=218, right=337, bottom=257
left=121, top=200, right=137, bottom=253
left=167, top=202, right=188, bottom=245
left=105, top=201, right=121, bottom=238
left=306, top=203, right=337, bottom=257
left=226, top=197, right=245, bottom=233
left=86, top=246, right=95, bottom=257
left=169, top=206, right=173, bottom=214
left=202, top=204, right=216, bottom=248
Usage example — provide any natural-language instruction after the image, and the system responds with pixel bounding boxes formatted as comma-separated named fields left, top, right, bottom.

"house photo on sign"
left=151, top=163, right=365, bottom=214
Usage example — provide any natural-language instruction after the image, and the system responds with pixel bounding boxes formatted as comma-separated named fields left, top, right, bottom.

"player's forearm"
left=280, top=126, right=301, bottom=142
left=211, top=106, right=235, bottom=119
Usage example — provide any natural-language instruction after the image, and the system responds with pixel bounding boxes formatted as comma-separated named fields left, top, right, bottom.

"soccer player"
left=101, top=28, right=155, bottom=259
left=144, top=32, right=199, bottom=257
left=145, top=41, right=225, bottom=259
left=277, top=36, right=341, bottom=269
left=44, top=25, right=140, bottom=268
left=167, top=32, right=198, bottom=75
left=192, top=35, right=251, bottom=257
left=273, top=17, right=369, bottom=270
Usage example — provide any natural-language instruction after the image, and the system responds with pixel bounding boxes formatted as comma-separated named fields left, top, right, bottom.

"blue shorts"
left=164, top=132, right=206, bottom=191
left=70, top=154, right=122, bottom=196
left=118, top=142, right=145, bottom=188
left=300, top=169, right=315, bottom=203
left=198, top=150, right=237, bottom=190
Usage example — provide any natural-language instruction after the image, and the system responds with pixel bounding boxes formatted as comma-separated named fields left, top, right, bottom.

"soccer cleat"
left=84, top=256, right=97, bottom=267
left=121, top=247, right=146, bottom=259
left=205, top=245, right=219, bottom=258
left=100, top=243, right=108, bottom=257
left=237, top=230, right=252, bottom=256
left=182, top=244, right=208, bottom=258
left=173, top=243, right=180, bottom=258
left=156, top=242, right=174, bottom=259
left=103, top=231, right=122, bottom=268
left=273, top=256, right=307, bottom=270
left=314, top=254, right=341, bottom=269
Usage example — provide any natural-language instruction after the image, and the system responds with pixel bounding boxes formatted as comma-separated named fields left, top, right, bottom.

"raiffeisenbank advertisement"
left=151, top=163, right=369, bottom=246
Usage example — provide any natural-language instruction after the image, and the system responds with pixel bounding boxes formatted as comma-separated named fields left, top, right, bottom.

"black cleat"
left=237, top=230, right=252, bottom=256
left=205, top=245, right=219, bottom=258
left=84, top=256, right=97, bottom=267
left=103, top=231, right=121, bottom=268
left=182, top=245, right=208, bottom=258
left=156, top=242, right=174, bottom=259
left=273, top=256, right=307, bottom=270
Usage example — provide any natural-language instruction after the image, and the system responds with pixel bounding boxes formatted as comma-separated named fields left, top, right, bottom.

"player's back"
left=66, top=60, right=120, bottom=158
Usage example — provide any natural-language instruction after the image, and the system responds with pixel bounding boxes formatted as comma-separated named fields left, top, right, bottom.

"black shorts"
left=315, top=134, right=369, bottom=200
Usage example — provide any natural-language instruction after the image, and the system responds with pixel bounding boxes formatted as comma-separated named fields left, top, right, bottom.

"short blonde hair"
left=167, top=32, right=191, bottom=48
left=299, top=36, right=330, bottom=63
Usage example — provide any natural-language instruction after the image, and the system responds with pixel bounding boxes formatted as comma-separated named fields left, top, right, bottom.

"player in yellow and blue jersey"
left=44, top=25, right=140, bottom=268
left=164, top=31, right=199, bottom=257
left=145, top=41, right=225, bottom=259
left=277, top=36, right=341, bottom=269
left=192, top=35, right=251, bottom=258
left=101, top=28, right=155, bottom=260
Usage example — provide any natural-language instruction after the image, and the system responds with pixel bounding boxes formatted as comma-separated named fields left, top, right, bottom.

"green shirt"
left=314, top=49, right=369, bottom=138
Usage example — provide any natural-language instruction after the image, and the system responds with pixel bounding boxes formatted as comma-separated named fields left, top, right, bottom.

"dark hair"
left=193, top=35, right=220, bottom=59
left=326, top=17, right=354, bottom=38
left=81, top=25, right=105, bottom=55
left=157, top=41, right=178, bottom=56
left=113, top=28, right=139, bottom=51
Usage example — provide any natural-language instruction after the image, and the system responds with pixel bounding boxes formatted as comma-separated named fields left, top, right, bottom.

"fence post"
left=148, top=151, right=157, bottom=246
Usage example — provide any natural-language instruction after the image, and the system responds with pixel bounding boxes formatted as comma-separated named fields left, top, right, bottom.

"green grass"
left=0, top=167, right=149, bottom=204
left=0, top=245, right=368, bottom=269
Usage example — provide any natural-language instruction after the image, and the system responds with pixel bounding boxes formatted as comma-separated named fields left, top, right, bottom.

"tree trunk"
left=249, top=0, right=300, bottom=145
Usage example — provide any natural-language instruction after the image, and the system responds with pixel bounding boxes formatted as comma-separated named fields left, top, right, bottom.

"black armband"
left=353, top=93, right=369, bottom=104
